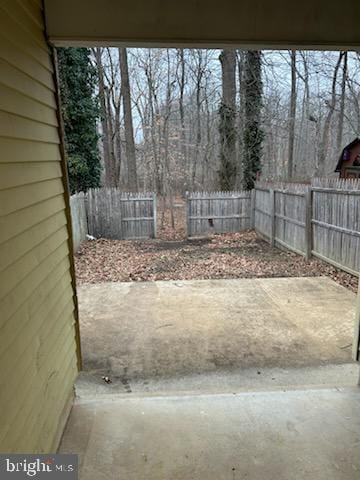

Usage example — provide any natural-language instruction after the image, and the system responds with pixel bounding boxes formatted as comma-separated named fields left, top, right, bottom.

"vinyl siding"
left=0, top=0, right=79, bottom=453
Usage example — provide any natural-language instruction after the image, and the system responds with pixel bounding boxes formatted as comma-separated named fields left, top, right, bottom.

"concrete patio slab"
left=78, top=277, right=356, bottom=382
left=75, top=364, right=359, bottom=397
left=59, top=387, right=360, bottom=480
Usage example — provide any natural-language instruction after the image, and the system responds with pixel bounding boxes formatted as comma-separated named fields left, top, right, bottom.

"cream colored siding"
left=0, top=0, right=79, bottom=453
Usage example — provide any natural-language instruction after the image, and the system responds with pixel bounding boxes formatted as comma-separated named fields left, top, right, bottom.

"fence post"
left=84, top=192, right=89, bottom=236
left=270, top=189, right=275, bottom=247
left=250, top=189, right=256, bottom=230
left=153, top=193, right=157, bottom=239
left=305, top=187, right=312, bottom=260
left=185, top=191, right=191, bottom=238
left=352, top=277, right=360, bottom=362
left=86, top=190, right=92, bottom=238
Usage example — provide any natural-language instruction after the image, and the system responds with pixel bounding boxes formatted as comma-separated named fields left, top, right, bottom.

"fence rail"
left=186, top=190, right=251, bottom=237
left=254, top=179, right=360, bottom=276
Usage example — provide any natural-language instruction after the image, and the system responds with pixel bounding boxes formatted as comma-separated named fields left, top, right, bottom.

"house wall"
left=0, top=0, right=79, bottom=453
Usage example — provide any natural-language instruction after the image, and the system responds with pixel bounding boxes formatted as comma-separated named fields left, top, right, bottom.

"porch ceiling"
left=44, top=0, right=360, bottom=50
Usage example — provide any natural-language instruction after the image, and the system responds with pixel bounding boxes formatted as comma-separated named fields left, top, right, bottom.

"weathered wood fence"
left=254, top=178, right=360, bottom=276
left=70, top=192, right=88, bottom=252
left=70, top=189, right=156, bottom=246
left=186, top=191, right=252, bottom=237
left=86, top=189, right=156, bottom=240
left=70, top=182, right=359, bottom=276
left=254, top=183, right=309, bottom=256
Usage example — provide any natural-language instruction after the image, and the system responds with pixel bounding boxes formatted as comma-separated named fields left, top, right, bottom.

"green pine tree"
left=57, top=47, right=101, bottom=193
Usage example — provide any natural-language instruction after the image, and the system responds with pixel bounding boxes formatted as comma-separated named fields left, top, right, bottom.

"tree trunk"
left=94, top=48, right=112, bottom=186
left=177, top=49, right=187, bottom=170
left=144, top=57, right=162, bottom=194
left=237, top=50, right=246, bottom=187
left=191, top=51, right=204, bottom=189
left=105, top=88, right=117, bottom=186
left=299, top=51, right=311, bottom=177
left=336, top=52, right=348, bottom=153
left=288, top=50, right=297, bottom=179
left=242, top=51, right=263, bottom=190
left=218, top=49, right=237, bottom=190
left=163, top=49, right=175, bottom=228
left=317, top=52, right=343, bottom=176
left=114, top=95, right=122, bottom=187
left=119, top=48, right=138, bottom=191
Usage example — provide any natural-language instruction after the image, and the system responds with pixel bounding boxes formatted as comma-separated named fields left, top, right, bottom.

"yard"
left=75, top=231, right=357, bottom=292
left=74, top=196, right=357, bottom=290
left=73, top=203, right=359, bottom=396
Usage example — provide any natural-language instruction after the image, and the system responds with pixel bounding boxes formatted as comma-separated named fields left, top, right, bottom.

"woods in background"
left=58, top=47, right=360, bottom=194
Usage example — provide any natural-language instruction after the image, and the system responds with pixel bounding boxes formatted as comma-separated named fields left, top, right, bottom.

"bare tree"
left=119, top=48, right=138, bottom=191
left=176, top=49, right=187, bottom=168
left=218, top=49, right=237, bottom=190
left=189, top=50, right=205, bottom=189
left=104, top=48, right=122, bottom=186
left=92, top=48, right=360, bottom=192
left=336, top=51, right=348, bottom=153
left=94, top=48, right=113, bottom=185
left=287, top=50, right=297, bottom=178
left=317, top=52, right=343, bottom=175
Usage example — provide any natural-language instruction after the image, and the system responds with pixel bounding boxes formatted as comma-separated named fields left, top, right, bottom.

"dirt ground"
left=75, top=232, right=357, bottom=292
left=78, top=277, right=356, bottom=382
left=75, top=199, right=358, bottom=291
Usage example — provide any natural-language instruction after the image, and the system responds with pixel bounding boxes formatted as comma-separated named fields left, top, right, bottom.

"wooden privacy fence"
left=86, top=188, right=156, bottom=240
left=70, top=182, right=359, bottom=276
left=70, top=192, right=88, bottom=252
left=254, top=179, right=360, bottom=276
left=254, top=183, right=309, bottom=256
left=186, top=191, right=252, bottom=237
left=70, top=188, right=156, bottom=242
left=311, top=178, right=360, bottom=275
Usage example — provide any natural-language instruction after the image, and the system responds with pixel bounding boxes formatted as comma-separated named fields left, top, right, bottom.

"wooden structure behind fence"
left=254, top=179, right=360, bottom=276
left=187, top=191, right=252, bottom=237
left=86, top=188, right=156, bottom=240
